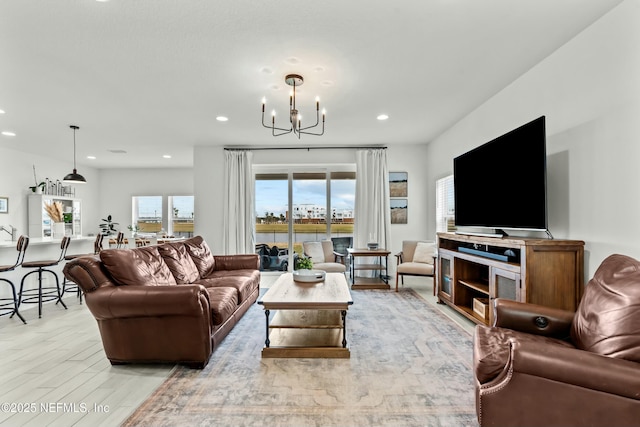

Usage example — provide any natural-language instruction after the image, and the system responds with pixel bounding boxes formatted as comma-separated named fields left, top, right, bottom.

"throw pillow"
left=413, top=242, right=435, bottom=264
left=305, top=242, right=325, bottom=263
left=571, top=254, right=640, bottom=362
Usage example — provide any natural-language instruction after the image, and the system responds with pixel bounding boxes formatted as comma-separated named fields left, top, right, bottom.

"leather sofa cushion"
left=183, top=236, right=216, bottom=277
left=100, top=246, right=177, bottom=287
left=474, top=324, right=574, bottom=384
left=571, top=254, right=640, bottom=362
left=196, top=274, right=259, bottom=304
left=157, top=243, right=200, bottom=284
left=206, top=287, right=238, bottom=326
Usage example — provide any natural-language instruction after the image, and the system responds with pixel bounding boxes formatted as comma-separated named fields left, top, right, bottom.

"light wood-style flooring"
left=0, top=275, right=472, bottom=426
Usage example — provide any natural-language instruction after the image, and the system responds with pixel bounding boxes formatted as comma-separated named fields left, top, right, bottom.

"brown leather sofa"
left=63, top=236, right=259, bottom=369
left=473, top=253, right=640, bottom=427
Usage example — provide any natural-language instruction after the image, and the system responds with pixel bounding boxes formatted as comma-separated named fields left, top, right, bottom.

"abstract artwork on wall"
left=389, top=172, right=408, bottom=197
left=390, top=198, right=407, bottom=224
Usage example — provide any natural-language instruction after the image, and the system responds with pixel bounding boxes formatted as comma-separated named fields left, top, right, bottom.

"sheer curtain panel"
left=223, top=150, right=255, bottom=254
left=354, top=149, right=391, bottom=250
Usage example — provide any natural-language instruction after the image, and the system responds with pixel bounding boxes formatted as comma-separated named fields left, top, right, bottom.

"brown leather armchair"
left=473, top=254, right=640, bottom=427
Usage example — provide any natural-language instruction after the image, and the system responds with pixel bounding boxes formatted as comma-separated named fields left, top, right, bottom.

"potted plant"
left=127, top=224, right=140, bottom=237
left=99, top=215, right=119, bottom=236
left=29, top=165, right=45, bottom=193
left=295, top=257, right=313, bottom=270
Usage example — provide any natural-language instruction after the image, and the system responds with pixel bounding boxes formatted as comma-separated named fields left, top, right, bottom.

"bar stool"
left=61, top=234, right=104, bottom=303
left=0, top=236, right=29, bottom=324
left=115, top=231, right=127, bottom=248
left=18, top=236, right=71, bottom=318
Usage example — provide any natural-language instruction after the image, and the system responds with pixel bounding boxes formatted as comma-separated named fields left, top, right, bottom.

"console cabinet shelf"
left=436, top=232, right=584, bottom=326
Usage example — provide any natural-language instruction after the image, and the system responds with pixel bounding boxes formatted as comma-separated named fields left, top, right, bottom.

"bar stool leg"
left=2, top=278, right=27, bottom=324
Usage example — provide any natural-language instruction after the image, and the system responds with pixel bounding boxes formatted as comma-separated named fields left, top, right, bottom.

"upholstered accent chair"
left=302, top=240, right=347, bottom=273
left=394, top=240, right=436, bottom=293
left=473, top=254, right=640, bottom=426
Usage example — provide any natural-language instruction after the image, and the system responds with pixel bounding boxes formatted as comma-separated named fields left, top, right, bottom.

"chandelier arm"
left=272, top=128, right=293, bottom=137
left=299, top=120, right=325, bottom=136
left=299, top=110, right=320, bottom=131
left=262, top=111, right=293, bottom=132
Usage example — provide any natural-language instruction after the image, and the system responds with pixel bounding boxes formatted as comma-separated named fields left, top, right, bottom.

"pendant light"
left=62, top=125, right=86, bottom=184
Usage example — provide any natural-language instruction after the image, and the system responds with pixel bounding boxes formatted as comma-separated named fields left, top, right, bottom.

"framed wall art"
left=389, top=172, right=408, bottom=197
left=0, top=197, right=8, bottom=214
left=390, top=198, right=407, bottom=224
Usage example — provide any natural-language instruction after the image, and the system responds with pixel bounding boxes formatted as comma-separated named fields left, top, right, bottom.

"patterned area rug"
left=123, top=289, right=478, bottom=426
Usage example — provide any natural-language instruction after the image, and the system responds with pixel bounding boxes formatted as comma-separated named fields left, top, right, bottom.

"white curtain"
left=223, top=150, right=255, bottom=254
left=354, top=149, right=390, bottom=250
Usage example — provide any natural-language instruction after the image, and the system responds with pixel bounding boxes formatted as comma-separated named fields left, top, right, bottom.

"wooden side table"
left=347, top=248, right=391, bottom=290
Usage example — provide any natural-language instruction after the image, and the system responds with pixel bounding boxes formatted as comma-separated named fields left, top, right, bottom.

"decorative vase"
left=52, top=222, right=65, bottom=238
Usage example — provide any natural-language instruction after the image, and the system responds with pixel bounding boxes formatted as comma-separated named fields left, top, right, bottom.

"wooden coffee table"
left=257, top=272, right=353, bottom=358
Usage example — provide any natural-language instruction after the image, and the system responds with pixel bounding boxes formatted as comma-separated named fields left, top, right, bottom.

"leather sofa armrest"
left=508, top=337, right=640, bottom=400
left=213, top=254, right=260, bottom=271
left=86, top=284, right=210, bottom=320
left=494, top=298, right=574, bottom=339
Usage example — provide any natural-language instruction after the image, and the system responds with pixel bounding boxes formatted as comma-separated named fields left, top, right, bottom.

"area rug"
left=123, top=289, right=478, bottom=426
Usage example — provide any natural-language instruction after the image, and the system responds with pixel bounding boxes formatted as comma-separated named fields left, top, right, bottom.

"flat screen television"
left=453, top=116, right=547, bottom=236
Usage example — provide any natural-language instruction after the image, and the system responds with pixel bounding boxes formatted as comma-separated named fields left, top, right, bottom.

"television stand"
left=436, top=232, right=584, bottom=326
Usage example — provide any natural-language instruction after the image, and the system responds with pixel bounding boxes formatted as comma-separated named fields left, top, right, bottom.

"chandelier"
left=261, top=74, right=325, bottom=138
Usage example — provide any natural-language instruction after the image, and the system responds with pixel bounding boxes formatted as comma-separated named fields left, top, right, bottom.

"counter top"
left=0, top=236, right=95, bottom=248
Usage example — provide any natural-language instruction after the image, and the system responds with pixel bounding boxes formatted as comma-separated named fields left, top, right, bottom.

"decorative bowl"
left=292, top=269, right=326, bottom=283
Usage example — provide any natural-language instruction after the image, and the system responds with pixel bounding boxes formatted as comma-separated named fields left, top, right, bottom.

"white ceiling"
left=0, top=0, right=624, bottom=169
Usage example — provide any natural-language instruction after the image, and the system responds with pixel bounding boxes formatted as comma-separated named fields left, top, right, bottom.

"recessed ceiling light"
left=216, top=116, right=228, bottom=122
left=1, top=131, right=16, bottom=136
left=163, top=154, right=172, bottom=159
left=377, top=114, right=389, bottom=121
left=0, top=110, right=5, bottom=114
left=87, top=155, right=96, bottom=160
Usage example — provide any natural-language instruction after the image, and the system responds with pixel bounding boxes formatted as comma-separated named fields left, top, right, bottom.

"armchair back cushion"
left=100, top=246, right=178, bottom=287
left=571, top=254, right=640, bottom=362
left=304, top=241, right=326, bottom=263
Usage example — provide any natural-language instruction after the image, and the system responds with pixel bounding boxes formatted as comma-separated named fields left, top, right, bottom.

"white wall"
left=97, top=167, right=194, bottom=237
left=424, top=0, right=640, bottom=278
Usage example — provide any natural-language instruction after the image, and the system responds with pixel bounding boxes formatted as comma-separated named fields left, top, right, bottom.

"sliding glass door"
left=255, top=167, right=355, bottom=272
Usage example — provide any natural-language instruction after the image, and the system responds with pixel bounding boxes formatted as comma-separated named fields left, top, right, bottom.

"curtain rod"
left=224, top=146, right=387, bottom=151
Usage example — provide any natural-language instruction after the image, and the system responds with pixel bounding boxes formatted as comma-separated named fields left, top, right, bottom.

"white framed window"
left=436, top=175, right=455, bottom=233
